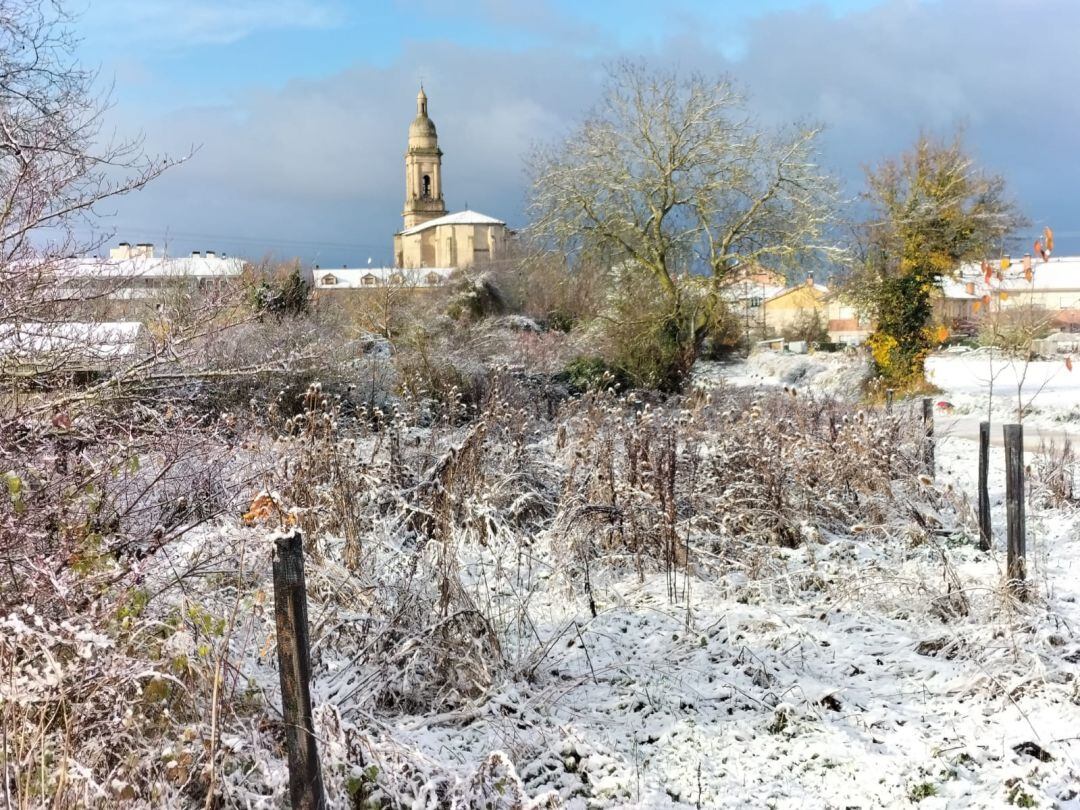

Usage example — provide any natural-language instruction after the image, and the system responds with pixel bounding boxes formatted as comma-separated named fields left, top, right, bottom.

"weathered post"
left=1003, top=424, right=1027, bottom=600
left=977, top=421, right=991, bottom=551
left=922, top=397, right=935, bottom=477
left=272, top=530, right=327, bottom=810
left=885, top=388, right=894, bottom=412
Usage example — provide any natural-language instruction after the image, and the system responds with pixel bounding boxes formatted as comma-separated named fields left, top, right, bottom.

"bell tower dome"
left=402, top=86, right=447, bottom=230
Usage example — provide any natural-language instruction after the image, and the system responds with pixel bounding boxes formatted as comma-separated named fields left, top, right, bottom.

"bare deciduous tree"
left=0, top=0, right=186, bottom=324
left=528, top=61, right=839, bottom=384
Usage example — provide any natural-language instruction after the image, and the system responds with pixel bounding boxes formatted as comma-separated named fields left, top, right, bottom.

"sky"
left=73, top=0, right=1080, bottom=267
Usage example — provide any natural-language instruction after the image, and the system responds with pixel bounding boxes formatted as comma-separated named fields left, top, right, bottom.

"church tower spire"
left=402, top=85, right=446, bottom=230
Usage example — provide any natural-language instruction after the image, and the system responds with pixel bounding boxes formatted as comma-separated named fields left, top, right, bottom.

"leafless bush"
left=550, top=385, right=937, bottom=595
left=1032, top=437, right=1076, bottom=507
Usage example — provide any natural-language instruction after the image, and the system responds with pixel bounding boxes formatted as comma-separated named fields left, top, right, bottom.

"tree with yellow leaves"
left=845, top=134, right=1023, bottom=387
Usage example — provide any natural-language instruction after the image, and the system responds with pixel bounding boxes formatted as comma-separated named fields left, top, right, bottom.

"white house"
left=54, top=243, right=245, bottom=300
left=939, top=255, right=1080, bottom=330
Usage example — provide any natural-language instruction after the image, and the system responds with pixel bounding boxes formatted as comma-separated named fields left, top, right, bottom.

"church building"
left=393, top=87, right=509, bottom=270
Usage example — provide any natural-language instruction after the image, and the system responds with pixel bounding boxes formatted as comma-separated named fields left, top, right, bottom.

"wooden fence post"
left=1003, top=424, right=1027, bottom=600
left=922, top=397, right=935, bottom=477
left=273, top=530, right=327, bottom=810
left=885, top=388, right=894, bottom=412
left=977, top=421, right=991, bottom=551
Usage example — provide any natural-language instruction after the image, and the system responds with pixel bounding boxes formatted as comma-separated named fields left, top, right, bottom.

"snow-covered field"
left=370, top=504, right=1080, bottom=807
left=927, top=350, right=1080, bottom=429
left=318, top=357, right=1078, bottom=808
left=601, top=350, right=1080, bottom=808
left=693, top=350, right=872, bottom=400
left=33, top=352, right=1078, bottom=808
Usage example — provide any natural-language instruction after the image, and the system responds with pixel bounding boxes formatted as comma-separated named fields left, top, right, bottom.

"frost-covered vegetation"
left=4, top=2, right=1080, bottom=805
left=5, top=347, right=1080, bottom=806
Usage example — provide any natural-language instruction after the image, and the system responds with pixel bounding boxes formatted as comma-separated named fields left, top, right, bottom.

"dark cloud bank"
left=99, top=0, right=1080, bottom=266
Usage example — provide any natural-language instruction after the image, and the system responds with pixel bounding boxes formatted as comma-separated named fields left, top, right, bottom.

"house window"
left=390, top=273, right=404, bottom=284
left=362, top=274, right=377, bottom=286
left=322, top=274, right=337, bottom=286
left=422, top=174, right=431, bottom=198
left=426, top=272, right=441, bottom=285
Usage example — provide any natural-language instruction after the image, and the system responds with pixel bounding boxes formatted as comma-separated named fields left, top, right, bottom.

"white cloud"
left=92, top=0, right=1080, bottom=264
left=84, top=0, right=345, bottom=48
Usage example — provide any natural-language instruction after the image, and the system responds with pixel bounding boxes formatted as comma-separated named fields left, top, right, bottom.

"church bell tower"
left=402, top=86, right=446, bottom=230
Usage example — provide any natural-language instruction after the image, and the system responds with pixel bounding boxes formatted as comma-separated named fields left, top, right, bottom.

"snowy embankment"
left=927, top=350, right=1080, bottom=429
left=693, top=351, right=871, bottom=400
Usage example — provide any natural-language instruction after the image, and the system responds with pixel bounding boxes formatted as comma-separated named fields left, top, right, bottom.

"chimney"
left=965, top=282, right=975, bottom=296
left=205, top=251, right=216, bottom=258
left=109, top=242, right=132, bottom=260
left=191, top=251, right=201, bottom=257
left=805, top=275, right=813, bottom=287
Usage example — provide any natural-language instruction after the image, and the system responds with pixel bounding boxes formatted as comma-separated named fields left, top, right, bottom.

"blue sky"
left=73, top=0, right=1080, bottom=266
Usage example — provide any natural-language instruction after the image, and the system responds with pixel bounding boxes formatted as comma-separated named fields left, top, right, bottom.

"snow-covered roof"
left=939, top=278, right=978, bottom=300
left=720, top=282, right=786, bottom=303
left=942, top=255, right=1080, bottom=298
left=313, top=267, right=454, bottom=289
left=399, top=210, right=505, bottom=236
left=55, top=255, right=246, bottom=279
left=764, top=282, right=830, bottom=304
left=0, top=321, right=144, bottom=360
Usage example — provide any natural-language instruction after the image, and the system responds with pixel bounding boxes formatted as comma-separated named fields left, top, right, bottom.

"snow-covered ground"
left=146, top=352, right=1080, bottom=808
left=693, top=351, right=871, bottom=400
left=699, top=349, right=1080, bottom=447
left=614, top=350, right=1080, bottom=808
left=373, top=514, right=1080, bottom=807
left=927, top=350, right=1080, bottom=431
left=346, top=368, right=1077, bottom=808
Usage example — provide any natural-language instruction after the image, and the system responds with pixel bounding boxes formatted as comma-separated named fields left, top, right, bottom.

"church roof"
left=399, top=210, right=506, bottom=236
left=409, top=113, right=437, bottom=139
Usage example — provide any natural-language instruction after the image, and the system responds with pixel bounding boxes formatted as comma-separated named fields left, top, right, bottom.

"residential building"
left=56, top=244, right=245, bottom=301
left=47, top=244, right=246, bottom=322
left=937, top=255, right=1080, bottom=331
left=761, top=279, right=830, bottom=335
left=756, top=279, right=871, bottom=346
left=721, top=265, right=786, bottom=343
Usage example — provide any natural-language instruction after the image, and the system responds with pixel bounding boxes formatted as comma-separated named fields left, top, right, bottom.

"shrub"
left=446, top=272, right=507, bottom=321
left=558, top=356, right=632, bottom=394
left=976, top=305, right=1053, bottom=351
left=781, top=309, right=829, bottom=345
left=249, top=262, right=310, bottom=317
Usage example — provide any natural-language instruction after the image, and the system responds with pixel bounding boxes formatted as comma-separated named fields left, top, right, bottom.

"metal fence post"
left=922, top=397, right=935, bottom=478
